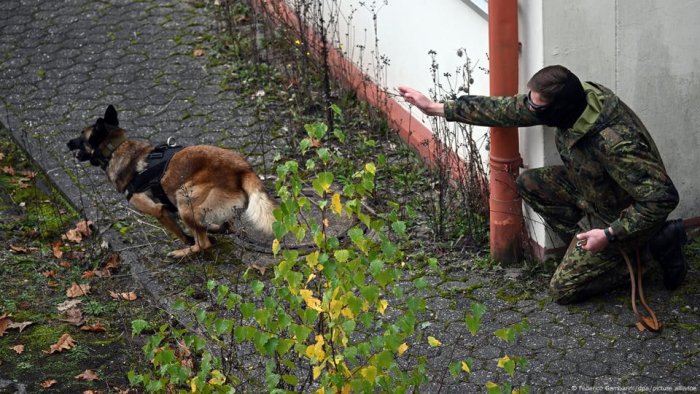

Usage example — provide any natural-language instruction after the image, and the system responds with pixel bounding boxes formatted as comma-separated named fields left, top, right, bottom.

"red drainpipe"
left=488, top=0, right=523, bottom=263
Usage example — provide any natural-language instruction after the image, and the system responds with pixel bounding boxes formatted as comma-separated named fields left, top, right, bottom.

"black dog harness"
left=125, top=143, right=184, bottom=212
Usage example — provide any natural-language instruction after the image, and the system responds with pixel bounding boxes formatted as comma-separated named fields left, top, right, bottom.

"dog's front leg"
left=128, top=193, right=193, bottom=246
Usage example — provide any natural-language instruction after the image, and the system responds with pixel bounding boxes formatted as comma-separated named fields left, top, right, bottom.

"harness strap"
left=126, top=144, right=184, bottom=212
left=619, top=247, right=662, bottom=332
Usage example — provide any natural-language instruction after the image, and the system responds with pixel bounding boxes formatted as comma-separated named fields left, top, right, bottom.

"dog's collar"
left=96, top=134, right=127, bottom=169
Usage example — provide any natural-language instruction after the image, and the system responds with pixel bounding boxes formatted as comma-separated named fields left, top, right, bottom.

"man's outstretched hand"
left=397, top=86, right=445, bottom=116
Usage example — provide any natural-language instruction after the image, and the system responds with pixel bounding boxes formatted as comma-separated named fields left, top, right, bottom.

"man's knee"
left=548, top=276, right=575, bottom=304
left=515, top=170, right=536, bottom=197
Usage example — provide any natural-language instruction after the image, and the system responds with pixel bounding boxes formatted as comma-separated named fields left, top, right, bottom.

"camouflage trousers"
left=516, top=166, right=660, bottom=304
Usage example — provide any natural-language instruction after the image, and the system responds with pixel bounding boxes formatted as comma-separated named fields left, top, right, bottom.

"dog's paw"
left=167, top=246, right=199, bottom=259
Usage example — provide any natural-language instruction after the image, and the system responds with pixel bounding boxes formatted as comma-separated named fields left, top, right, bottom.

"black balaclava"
left=534, top=71, right=588, bottom=130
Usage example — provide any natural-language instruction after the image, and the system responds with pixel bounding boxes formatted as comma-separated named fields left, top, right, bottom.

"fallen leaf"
left=42, top=270, right=57, bottom=278
left=81, top=270, right=96, bottom=279
left=51, top=240, right=63, bottom=259
left=9, top=244, right=29, bottom=254
left=76, top=220, right=93, bottom=237
left=93, top=268, right=111, bottom=278
left=58, top=260, right=72, bottom=268
left=57, top=299, right=82, bottom=311
left=249, top=262, right=267, bottom=275
left=0, top=152, right=4, bottom=161
left=40, top=379, right=57, bottom=388
left=0, top=315, right=10, bottom=336
left=66, top=282, right=91, bottom=298
left=103, top=252, right=121, bottom=271
left=110, top=291, right=137, bottom=301
left=8, top=321, right=34, bottom=333
left=47, top=280, right=59, bottom=288
left=19, top=169, right=36, bottom=178
left=75, top=369, right=99, bottom=381
left=80, top=322, right=106, bottom=333
left=397, top=342, right=409, bottom=356
left=10, top=344, right=24, bottom=354
left=17, top=177, right=31, bottom=188
left=2, top=166, right=15, bottom=176
left=62, top=229, right=82, bottom=243
left=45, top=333, right=76, bottom=354
left=176, top=340, right=191, bottom=358
left=427, top=336, right=442, bottom=347
left=193, top=48, right=206, bottom=57
left=83, top=390, right=105, bottom=394
left=60, top=308, right=85, bottom=326
left=62, top=220, right=93, bottom=243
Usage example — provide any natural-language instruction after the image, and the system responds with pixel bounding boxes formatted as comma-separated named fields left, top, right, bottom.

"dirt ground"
left=0, top=124, right=160, bottom=393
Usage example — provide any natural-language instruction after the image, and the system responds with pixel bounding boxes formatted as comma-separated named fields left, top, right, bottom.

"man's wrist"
left=604, top=227, right=616, bottom=242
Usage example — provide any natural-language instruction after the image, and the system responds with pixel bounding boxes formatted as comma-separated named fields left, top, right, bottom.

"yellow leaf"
left=497, top=355, right=511, bottom=368
left=306, top=273, right=317, bottom=285
left=427, top=336, right=442, bottom=347
left=208, top=370, right=226, bottom=385
left=313, top=365, right=323, bottom=380
left=377, top=299, right=388, bottom=315
left=330, top=299, right=344, bottom=319
left=461, top=361, right=471, bottom=373
left=300, top=289, right=324, bottom=312
left=341, top=307, right=354, bottom=319
left=361, top=300, right=370, bottom=312
left=397, top=342, right=409, bottom=355
left=315, top=387, right=325, bottom=394
left=364, top=163, right=376, bottom=175
left=331, top=193, right=342, bottom=215
left=190, top=378, right=197, bottom=393
left=485, top=382, right=499, bottom=389
left=272, top=239, right=280, bottom=255
left=305, top=335, right=326, bottom=361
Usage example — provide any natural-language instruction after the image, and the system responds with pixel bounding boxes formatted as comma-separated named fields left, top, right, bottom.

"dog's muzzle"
left=67, top=138, right=91, bottom=162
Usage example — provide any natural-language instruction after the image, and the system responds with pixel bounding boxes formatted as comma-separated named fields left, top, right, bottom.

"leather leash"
left=619, top=247, right=662, bottom=332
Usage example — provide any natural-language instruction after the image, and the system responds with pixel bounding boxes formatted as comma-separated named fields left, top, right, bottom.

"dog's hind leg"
left=167, top=204, right=213, bottom=258
left=129, top=193, right=193, bottom=245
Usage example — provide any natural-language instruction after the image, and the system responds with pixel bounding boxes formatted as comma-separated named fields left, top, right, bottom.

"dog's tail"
left=242, top=171, right=276, bottom=235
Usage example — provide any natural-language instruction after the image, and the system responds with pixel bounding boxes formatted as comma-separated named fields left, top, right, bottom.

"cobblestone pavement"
left=1, top=1, right=699, bottom=392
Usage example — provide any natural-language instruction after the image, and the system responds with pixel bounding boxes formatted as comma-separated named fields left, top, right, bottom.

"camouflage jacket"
left=443, top=82, right=679, bottom=241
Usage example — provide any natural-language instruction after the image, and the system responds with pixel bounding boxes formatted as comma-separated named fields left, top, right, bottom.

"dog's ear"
left=104, top=105, right=119, bottom=126
left=89, top=118, right=108, bottom=147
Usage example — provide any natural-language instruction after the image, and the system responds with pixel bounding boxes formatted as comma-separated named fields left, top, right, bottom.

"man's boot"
left=648, top=219, right=688, bottom=290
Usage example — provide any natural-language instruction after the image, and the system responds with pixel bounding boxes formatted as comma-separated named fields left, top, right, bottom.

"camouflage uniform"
left=443, top=82, right=679, bottom=303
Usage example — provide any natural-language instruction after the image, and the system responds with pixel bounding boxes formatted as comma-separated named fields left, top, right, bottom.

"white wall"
left=542, top=0, right=700, bottom=222
left=328, top=0, right=492, bottom=153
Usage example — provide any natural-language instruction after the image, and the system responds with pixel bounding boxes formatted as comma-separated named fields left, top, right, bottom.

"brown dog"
left=68, top=105, right=276, bottom=258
